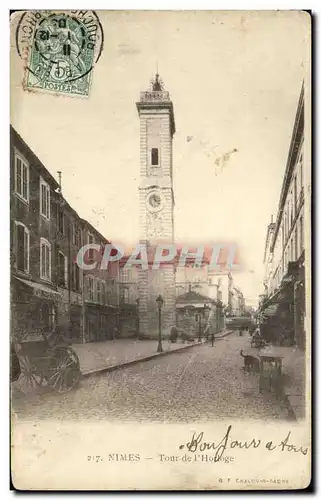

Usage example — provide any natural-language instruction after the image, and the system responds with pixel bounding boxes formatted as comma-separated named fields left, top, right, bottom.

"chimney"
left=57, top=171, right=62, bottom=193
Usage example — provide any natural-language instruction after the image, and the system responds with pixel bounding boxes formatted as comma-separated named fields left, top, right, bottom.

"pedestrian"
left=211, top=332, right=215, bottom=347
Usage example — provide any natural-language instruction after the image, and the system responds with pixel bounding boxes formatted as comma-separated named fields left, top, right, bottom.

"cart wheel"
left=16, top=355, right=45, bottom=394
left=47, top=347, right=81, bottom=394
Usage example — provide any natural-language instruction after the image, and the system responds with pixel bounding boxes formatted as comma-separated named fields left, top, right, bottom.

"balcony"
left=139, top=91, right=170, bottom=102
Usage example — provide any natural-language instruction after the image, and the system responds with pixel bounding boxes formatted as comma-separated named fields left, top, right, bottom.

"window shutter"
left=16, top=158, right=22, bottom=195
left=23, top=164, right=28, bottom=200
left=16, top=225, right=25, bottom=271
left=64, top=256, right=68, bottom=287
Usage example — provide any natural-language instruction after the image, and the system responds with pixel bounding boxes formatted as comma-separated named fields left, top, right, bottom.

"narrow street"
left=12, top=332, right=290, bottom=422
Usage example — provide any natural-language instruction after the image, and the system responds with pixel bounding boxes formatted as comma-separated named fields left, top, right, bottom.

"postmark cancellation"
left=15, top=10, right=103, bottom=97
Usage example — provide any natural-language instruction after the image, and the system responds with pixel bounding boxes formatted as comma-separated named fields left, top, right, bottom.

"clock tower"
left=136, top=74, right=176, bottom=338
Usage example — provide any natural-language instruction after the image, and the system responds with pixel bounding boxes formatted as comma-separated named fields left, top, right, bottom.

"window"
left=121, top=287, right=129, bottom=304
left=121, top=268, right=129, bottom=282
left=105, top=287, right=110, bottom=305
left=299, top=153, right=303, bottom=189
left=86, top=275, right=94, bottom=302
left=151, top=148, right=159, bottom=166
left=294, top=175, right=298, bottom=214
left=73, top=223, right=81, bottom=247
left=299, top=216, right=304, bottom=254
left=71, top=222, right=75, bottom=245
left=58, top=209, right=64, bottom=235
left=14, top=151, right=29, bottom=202
left=96, top=279, right=101, bottom=304
left=289, top=195, right=293, bottom=226
left=72, top=262, right=80, bottom=291
left=294, top=228, right=298, bottom=261
left=76, top=225, right=81, bottom=247
left=88, top=232, right=94, bottom=262
left=14, top=222, right=29, bottom=273
left=40, top=177, right=50, bottom=219
left=58, top=252, right=68, bottom=287
left=101, top=282, right=106, bottom=305
left=40, top=238, right=51, bottom=281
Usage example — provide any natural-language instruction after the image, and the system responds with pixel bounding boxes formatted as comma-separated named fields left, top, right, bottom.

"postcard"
left=10, top=10, right=311, bottom=490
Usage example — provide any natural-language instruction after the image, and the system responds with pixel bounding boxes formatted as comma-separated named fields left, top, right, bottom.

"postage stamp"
left=15, top=10, right=104, bottom=96
left=10, top=10, right=311, bottom=491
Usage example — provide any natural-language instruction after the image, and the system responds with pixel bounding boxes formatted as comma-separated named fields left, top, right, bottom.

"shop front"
left=84, top=303, right=119, bottom=342
left=11, top=276, right=61, bottom=342
left=259, top=259, right=305, bottom=347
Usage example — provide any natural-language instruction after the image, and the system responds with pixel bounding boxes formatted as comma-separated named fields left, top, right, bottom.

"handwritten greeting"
left=179, top=425, right=308, bottom=462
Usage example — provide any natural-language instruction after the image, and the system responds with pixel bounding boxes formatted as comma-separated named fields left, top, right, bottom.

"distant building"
left=175, top=256, right=209, bottom=297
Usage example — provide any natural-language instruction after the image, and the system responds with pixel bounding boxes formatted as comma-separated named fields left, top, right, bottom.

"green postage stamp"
left=16, top=10, right=103, bottom=97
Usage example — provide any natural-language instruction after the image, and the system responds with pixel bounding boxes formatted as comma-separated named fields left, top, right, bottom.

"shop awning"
left=13, top=276, right=61, bottom=299
left=261, top=303, right=279, bottom=317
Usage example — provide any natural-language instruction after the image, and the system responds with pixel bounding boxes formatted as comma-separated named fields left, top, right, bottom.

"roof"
left=270, top=82, right=304, bottom=252
left=80, top=218, right=111, bottom=245
left=176, top=290, right=215, bottom=305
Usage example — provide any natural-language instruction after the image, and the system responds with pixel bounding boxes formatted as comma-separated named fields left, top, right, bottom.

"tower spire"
left=151, top=72, right=164, bottom=91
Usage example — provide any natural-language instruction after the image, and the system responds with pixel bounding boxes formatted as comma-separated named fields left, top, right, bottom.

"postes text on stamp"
left=16, top=10, right=103, bottom=97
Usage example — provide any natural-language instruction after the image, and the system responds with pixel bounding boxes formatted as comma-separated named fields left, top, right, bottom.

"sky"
left=10, top=10, right=309, bottom=305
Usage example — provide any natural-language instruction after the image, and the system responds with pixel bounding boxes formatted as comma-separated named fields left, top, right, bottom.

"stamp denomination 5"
left=15, top=10, right=104, bottom=97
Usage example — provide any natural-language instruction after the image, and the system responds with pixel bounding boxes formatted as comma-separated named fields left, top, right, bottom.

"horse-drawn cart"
left=12, top=330, right=81, bottom=394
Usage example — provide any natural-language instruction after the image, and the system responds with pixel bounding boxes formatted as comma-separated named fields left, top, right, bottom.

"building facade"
left=11, top=127, right=62, bottom=342
left=82, top=220, right=120, bottom=342
left=260, top=83, right=307, bottom=348
left=118, top=260, right=139, bottom=337
left=10, top=126, right=120, bottom=344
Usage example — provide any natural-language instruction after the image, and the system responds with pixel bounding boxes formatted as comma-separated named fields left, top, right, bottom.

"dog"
left=240, top=350, right=260, bottom=373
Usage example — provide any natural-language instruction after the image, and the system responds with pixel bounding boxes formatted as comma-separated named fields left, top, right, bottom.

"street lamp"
left=156, top=295, right=164, bottom=353
left=197, top=311, right=202, bottom=343
left=136, top=298, right=140, bottom=337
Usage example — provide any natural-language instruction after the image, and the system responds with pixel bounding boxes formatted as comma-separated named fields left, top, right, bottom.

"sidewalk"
left=242, top=337, right=306, bottom=421
left=280, top=347, right=306, bottom=421
left=73, top=329, right=233, bottom=377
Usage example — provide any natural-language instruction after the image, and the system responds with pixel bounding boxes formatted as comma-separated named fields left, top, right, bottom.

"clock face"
left=146, top=191, right=164, bottom=213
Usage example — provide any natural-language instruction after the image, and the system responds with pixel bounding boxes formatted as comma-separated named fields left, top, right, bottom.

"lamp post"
left=197, top=311, right=202, bottom=343
left=136, top=298, right=140, bottom=337
left=156, top=295, right=164, bottom=353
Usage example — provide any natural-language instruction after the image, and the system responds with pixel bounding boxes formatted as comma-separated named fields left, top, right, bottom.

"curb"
left=81, top=330, right=234, bottom=378
left=82, top=341, right=201, bottom=377
left=215, top=329, right=234, bottom=339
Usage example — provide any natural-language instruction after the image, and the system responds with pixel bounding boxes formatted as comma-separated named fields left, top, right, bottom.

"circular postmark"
left=15, top=10, right=104, bottom=96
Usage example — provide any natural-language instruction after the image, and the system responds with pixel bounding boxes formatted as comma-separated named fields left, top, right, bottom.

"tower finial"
left=152, top=72, right=164, bottom=91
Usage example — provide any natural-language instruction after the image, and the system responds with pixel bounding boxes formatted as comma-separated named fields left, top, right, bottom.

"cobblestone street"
left=12, top=332, right=290, bottom=422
